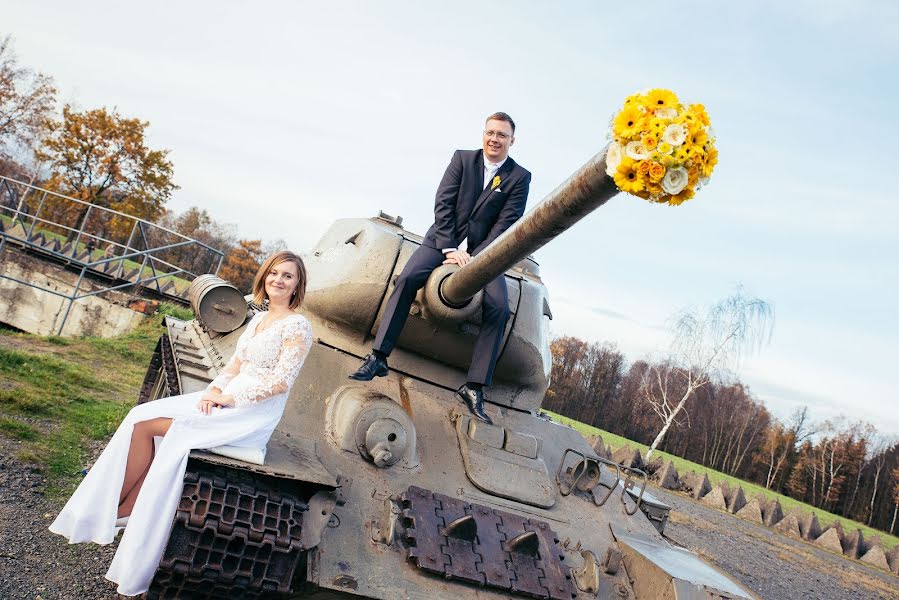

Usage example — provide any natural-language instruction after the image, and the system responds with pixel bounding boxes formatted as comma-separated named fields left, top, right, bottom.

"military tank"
left=138, top=147, right=757, bottom=599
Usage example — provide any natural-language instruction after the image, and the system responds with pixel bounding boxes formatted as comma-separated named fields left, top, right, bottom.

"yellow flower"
left=613, top=105, right=644, bottom=139
left=646, top=180, right=663, bottom=196
left=689, top=103, right=711, bottom=126
left=667, top=187, right=695, bottom=206
left=656, top=142, right=673, bottom=155
left=702, top=146, right=718, bottom=177
left=613, top=157, right=645, bottom=194
left=637, top=160, right=651, bottom=176
left=491, top=175, right=501, bottom=190
left=674, top=147, right=690, bottom=163
left=624, top=92, right=645, bottom=106
left=641, top=133, right=658, bottom=150
left=648, top=161, right=666, bottom=181
left=645, top=88, right=679, bottom=111
left=689, top=129, right=708, bottom=148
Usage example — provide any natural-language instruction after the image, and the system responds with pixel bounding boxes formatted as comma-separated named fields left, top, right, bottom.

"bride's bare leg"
left=118, top=463, right=150, bottom=518
left=118, top=417, right=173, bottom=513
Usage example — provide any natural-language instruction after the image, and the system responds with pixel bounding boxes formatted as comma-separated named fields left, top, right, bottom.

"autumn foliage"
left=547, top=334, right=899, bottom=535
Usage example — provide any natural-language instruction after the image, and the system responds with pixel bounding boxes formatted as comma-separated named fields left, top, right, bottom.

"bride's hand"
left=197, top=398, right=217, bottom=415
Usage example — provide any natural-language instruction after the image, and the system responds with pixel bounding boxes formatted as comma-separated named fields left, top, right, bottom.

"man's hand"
left=443, top=250, right=471, bottom=266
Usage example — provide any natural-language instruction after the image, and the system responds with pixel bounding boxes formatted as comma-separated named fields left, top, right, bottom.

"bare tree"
left=643, top=289, right=774, bottom=461
left=0, top=35, right=56, bottom=159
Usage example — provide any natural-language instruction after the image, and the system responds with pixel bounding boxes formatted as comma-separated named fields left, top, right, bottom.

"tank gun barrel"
left=440, top=146, right=616, bottom=306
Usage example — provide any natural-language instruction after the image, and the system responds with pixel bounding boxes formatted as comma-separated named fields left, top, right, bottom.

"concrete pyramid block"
left=735, top=497, right=765, bottom=524
left=820, top=520, right=844, bottom=541
left=786, top=509, right=822, bottom=541
left=656, top=460, right=679, bottom=490
left=586, top=434, right=606, bottom=457
left=611, top=445, right=644, bottom=470
left=726, top=486, right=747, bottom=514
left=646, top=456, right=663, bottom=476
left=886, top=544, right=899, bottom=575
left=701, top=485, right=729, bottom=511
left=814, top=528, right=844, bottom=554
left=863, top=535, right=883, bottom=553
left=841, top=529, right=864, bottom=560
left=685, top=472, right=712, bottom=500
left=762, top=499, right=784, bottom=527
left=773, top=512, right=802, bottom=539
left=859, top=544, right=890, bottom=571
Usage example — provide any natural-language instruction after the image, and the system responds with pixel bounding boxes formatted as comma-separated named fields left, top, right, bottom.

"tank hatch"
left=454, top=414, right=555, bottom=509
left=401, top=485, right=576, bottom=600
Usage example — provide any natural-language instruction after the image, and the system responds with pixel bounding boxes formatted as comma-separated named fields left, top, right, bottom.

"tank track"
left=145, top=461, right=308, bottom=599
left=138, top=334, right=180, bottom=404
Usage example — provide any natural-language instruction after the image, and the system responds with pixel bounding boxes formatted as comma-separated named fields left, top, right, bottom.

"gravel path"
left=0, top=440, right=120, bottom=599
left=1, top=434, right=897, bottom=599
left=653, top=487, right=899, bottom=600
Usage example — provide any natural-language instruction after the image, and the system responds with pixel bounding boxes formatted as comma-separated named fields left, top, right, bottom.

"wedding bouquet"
left=605, top=89, right=717, bottom=206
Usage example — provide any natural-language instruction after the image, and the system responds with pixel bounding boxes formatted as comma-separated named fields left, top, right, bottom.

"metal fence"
left=0, top=175, right=225, bottom=335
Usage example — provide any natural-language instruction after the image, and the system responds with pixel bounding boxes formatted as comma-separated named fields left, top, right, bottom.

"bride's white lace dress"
left=49, top=311, right=313, bottom=596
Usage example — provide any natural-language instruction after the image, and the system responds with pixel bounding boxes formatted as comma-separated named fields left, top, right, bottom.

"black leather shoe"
left=457, top=384, right=493, bottom=425
left=349, top=354, right=389, bottom=381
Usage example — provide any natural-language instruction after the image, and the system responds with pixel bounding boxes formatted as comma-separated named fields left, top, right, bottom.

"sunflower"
left=702, top=146, right=718, bottom=177
left=613, top=157, right=645, bottom=194
left=645, top=88, right=679, bottom=111
left=613, top=105, right=644, bottom=139
left=689, top=103, right=711, bottom=126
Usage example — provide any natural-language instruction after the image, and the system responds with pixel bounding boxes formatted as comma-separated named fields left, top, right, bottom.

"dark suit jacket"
left=423, top=149, right=531, bottom=256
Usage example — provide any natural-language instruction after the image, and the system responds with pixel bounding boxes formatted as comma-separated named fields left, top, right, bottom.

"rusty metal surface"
left=190, top=430, right=338, bottom=488
left=147, top=462, right=308, bottom=599
left=612, top=527, right=757, bottom=600
left=189, top=274, right=249, bottom=333
left=441, top=147, right=615, bottom=304
left=401, top=485, right=577, bottom=600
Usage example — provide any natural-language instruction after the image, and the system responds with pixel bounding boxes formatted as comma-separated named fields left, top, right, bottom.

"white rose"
left=661, top=123, right=688, bottom=147
left=625, top=141, right=651, bottom=160
left=605, top=142, right=623, bottom=177
left=661, top=167, right=689, bottom=195
left=655, top=107, right=677, bottom=119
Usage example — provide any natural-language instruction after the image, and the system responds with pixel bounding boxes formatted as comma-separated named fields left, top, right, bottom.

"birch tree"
left=642, top=289, right=773, bottom=461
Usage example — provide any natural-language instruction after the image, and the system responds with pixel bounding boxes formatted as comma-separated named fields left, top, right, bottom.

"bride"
left=50, top=250, right=313, bottom=597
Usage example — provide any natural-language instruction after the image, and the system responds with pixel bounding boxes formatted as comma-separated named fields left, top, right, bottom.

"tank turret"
left=138, top=148, right=757, bottom=600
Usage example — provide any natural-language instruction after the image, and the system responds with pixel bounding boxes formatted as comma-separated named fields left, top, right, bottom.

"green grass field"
left=0, top=303, right=190, bottom=496
left=542, top=410, right=899, bottom=551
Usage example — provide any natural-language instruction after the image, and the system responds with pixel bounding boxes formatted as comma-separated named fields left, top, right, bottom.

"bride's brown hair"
left=251, top=251, right=307, bottom=310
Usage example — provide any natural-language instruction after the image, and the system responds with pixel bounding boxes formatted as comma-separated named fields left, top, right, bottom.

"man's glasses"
left=484, top=130, right=511, bottom=140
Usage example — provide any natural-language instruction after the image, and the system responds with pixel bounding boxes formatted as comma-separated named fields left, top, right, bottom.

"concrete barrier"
left=735, top=498, right=765, bottom=524
left=656, top=460, right=679, bottom=490
left=814, top=528, right=844, bottom=554
left=726, top=486, right=747, bottom=514
left=701, top=486, right=728, bottom=511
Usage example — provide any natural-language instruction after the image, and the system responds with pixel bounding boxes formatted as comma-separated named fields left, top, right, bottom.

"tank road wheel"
left=146, top=462, right=308, bottom=599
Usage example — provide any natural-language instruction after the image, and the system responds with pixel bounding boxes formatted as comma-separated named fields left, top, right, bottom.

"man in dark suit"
left=350, top=112, right=531, bottom=424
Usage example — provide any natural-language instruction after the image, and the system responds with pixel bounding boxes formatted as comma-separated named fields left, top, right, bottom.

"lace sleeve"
left=206, top=313, right=259, bottom=392
left=207, top=353, right=242, bottom=393
left=232, top=317, right=313, bottom=408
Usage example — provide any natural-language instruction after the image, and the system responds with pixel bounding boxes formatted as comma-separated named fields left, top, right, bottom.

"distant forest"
left=544, top=335, right=899, bottom=535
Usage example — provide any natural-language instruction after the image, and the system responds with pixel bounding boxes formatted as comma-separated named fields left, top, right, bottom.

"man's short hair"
left=486, top=112, right=515, bottom=134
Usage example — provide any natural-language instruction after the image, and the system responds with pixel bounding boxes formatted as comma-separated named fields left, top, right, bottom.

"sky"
left=6, top=1, right=899, bottom=435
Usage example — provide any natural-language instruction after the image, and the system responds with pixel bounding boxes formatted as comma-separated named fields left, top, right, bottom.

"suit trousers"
left=372, top=244, right=510, bottom=386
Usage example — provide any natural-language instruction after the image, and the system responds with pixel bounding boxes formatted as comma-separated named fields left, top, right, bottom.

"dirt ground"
left=1, top=435, right=897, bottom=599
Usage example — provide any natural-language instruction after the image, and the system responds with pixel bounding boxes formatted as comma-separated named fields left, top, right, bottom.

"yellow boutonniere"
left=491, top=175, right=501, bottom=190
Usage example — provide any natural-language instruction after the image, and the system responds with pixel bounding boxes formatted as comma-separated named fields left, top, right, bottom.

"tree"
left=35, top=105, right=177, bottom=239
left=642, top=289, right=774, bottom=461
left=0, top=35, right=56, bottom=159
left=891, top=465, right=899, bottom=534
left=762, top=406, right=812, bottom=490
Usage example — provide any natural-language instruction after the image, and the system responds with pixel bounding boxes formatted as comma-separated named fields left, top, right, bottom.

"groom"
left=350, top=112, right=531, bottom=424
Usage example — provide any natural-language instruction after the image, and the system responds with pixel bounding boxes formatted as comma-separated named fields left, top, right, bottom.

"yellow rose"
left=660, top=154, right=677, bottom=168
left=646, top=180, right=663, bottom=195
left=649, top=161, right=666, bottom=181
left=637, top=160, right=651, bottom=176
left=641, top=134, right=658, bottom=150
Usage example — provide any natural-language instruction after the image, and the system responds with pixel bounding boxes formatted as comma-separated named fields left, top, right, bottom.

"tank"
left=138, top=147, right=758, bottom=599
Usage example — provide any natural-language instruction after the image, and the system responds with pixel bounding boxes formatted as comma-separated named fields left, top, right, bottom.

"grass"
left=543, top=410, right=899, bottom=552
left=0, top=313, right=165, bottom=496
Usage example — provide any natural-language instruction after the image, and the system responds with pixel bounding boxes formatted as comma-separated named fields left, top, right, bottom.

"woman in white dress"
left=49, top=250, right=314, bottom=597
